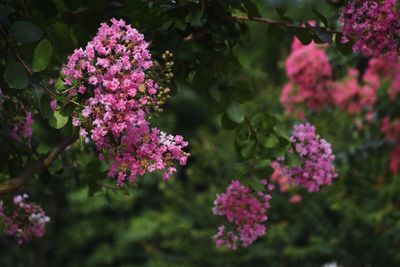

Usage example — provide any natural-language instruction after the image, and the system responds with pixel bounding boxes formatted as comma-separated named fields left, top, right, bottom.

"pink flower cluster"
left=281, top=38, right=383, bottom=121
left=380, top=117, right=400, bottom=174
left=0, top=91, right=33, bottom=143
left=270, top=161, right=303, bottom=204
left=330, top=69, right=376, bottom=116
left=284, top=123, right=338, bottom=192
left=340, top=0, right=400, bottom=61
left=9, top=111, right=33, bottom=142
left=280, top=38, right=332, bottom=118
left=0, top=194, right=50, bottom=244
left=62, top=18, right=189, bottom=186
left=364, top=58, right=400, bottom=101
left=212, top=180, right=271, bottom=250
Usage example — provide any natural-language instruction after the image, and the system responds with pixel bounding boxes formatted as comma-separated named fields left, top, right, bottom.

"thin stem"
left=244, top=116, right=259, bottom=144
left=226, top=15, right=341, bottom=34
left=0, top=135, right=78, bottom=195
left=0, top=25, right=33, bottom=76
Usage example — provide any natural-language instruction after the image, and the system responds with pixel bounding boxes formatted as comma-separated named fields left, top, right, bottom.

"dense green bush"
left=0, top=0, right=399, bottom=266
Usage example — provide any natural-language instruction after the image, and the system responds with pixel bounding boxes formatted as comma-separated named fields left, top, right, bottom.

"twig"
left=225, top=15, right=341, bottom=34
left=0, top=25, right=33, bottom=76
left=0, top=135, right=78, bottom=195
left=244, top=116, right=259, bottom=144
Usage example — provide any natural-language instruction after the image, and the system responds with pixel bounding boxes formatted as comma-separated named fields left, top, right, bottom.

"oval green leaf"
left=10, top=21, right=43, bottom=43
left=49, top=111, right=69, bottom=129
left=4, top=62, right=28, bottom=89
left=32, top=39, right=53, bottom=72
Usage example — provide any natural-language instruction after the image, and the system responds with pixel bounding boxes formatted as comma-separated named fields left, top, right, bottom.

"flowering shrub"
left=339, top=0, right=400, bottom=61
left=61, top=18, right=189, bottom=186
left=212, top=180, right=271, bottom=250
left=0, top=194, right=50, bottom=244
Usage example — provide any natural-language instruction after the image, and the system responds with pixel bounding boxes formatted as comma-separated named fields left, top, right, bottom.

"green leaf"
left=226, top=102, right=244, bottom=124
left=32, top=39, right=53, bottom=72
left=260, top=134, right=279, bottom=148
left=250, top=113, right=276, bottom=134
left=310, top=27, right=333, bottom=44
left=49, top=111, right=69, bottom=129
left=55, top=76, right=66, bottom=92
left=241, top=140, right=256, bottom=159
left=335, top=33, right=353, bottom=55
left=286, top=152, right=302, bottom=167
left=186, top=9, right=203, bottom=27
left=242, top=0, right=260, bottom=17
left=54, top=21, right=70, bottom=39
left=208, top=83, right=221, bottom=101
left=295, top=28, right=313, bottom=45
left=10, top=21, right=43, bottom=43
left=221, top=113, right=238, bottom=130
left=275, top=7, right=287, bottom=16
left=254, top=164, right=273, bottom=179
left=312, top=8, right=329, bottom=27
left=236, top=123, right=251, bottom=145
left=0, top=4, right=15, bottom=16
left=40, top=95, right=54, bottom=119
left=267, top=25, right=284, bottom=43
left=4, top=62, right=28, bottom=89
left=243, top=176, right=264, bottom=192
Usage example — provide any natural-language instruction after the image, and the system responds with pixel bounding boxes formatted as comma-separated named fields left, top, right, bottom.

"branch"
left=225, top=15, right=341, bottom=34
left=0, top=25, right=33, bottom=76
left=0, top=135, right=78, bottom=195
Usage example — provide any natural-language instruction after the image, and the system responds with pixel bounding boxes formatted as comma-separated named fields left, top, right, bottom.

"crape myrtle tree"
left=0, top=0, right=400, bottom=266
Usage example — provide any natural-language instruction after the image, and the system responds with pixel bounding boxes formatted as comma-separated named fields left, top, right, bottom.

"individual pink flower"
left=289, top=194, right=303, bottom=204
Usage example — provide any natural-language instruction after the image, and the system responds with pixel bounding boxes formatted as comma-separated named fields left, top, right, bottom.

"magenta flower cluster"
left=281, top=38, right=332, bottom=118
left=340, top=0, right=400, bottom=61
left=0, top=90, right=33, bottom=144
left=0, top=194, right=50, bottom=244
left=62, top=18, right=189, bottom=186
left=212, top=180, right=271, bottom=250
left=330, top=69, right=376, bottom=116
left=281, top=37, right=385, bottom=123
left=285, top=123, right=338, bottom=192
left=9, top=111, right=33, bottom=142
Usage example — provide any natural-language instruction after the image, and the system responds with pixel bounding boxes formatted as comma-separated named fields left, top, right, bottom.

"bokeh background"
left=0, top=0, right=399, bottom=266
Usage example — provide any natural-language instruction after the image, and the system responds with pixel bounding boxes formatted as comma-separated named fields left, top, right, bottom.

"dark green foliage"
left=0, top=0, right=399, bottom=266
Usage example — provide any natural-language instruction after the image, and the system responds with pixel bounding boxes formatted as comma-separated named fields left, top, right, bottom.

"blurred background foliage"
left=0, top=0, right=399, bottom=266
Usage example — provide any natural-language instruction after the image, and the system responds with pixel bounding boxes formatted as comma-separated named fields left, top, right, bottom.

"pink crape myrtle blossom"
left=212, top=180, right=271, bottom=250
left=269, top=161, right=303, bottom=204
left=330, top=69, right=376, bottom=116
left=0, top=194, right=50, bottom=244
left=281, top=38, right=332, bottom=118
left=282, top=123, right=338, bottom=192
left=339, top=0, right=400, bottom=61
left=364, top=58, right=400, bottom=101
left=270, top=160, right=291, bottom=192
left=62, top=18, right=189, bottom=186
left=9, top=111, right=33, bottom=142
